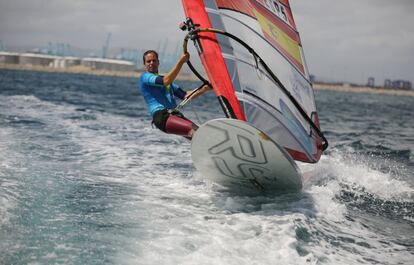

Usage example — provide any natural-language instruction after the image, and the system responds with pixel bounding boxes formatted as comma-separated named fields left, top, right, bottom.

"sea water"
left=0, top=69, right=413, bottom=265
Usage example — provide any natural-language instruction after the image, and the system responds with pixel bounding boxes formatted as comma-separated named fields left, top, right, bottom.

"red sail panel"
left=216, top=0, right=255, bottom=17
left=278, top=0, right=290, bottom=5
left=181, top=0, right=246, bottom=121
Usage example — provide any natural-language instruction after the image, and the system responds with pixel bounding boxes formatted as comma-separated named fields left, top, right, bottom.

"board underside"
left=191, top=118, right=302, bottom=194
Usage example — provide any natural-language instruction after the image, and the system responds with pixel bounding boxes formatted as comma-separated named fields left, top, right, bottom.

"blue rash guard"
left=139, top=72, right=187, bottom=117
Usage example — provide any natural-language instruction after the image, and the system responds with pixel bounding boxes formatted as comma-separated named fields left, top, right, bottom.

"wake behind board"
left=191, top=118, right=302, bottom=194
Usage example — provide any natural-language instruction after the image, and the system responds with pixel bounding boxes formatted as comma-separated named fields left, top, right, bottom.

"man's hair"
left=142, top=50, right=159, bottom=64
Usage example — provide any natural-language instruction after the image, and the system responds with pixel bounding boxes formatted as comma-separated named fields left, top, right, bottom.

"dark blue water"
left=0, top=69, right=413, bottom=264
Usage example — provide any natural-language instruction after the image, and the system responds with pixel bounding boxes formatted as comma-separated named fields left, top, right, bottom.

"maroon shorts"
left=152, top=109, right=197, bottom=138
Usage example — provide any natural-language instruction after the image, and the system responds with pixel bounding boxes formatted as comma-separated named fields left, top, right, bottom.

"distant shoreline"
left=313, top=83, right=414, bottom=97
left=1, top=63, right=413, bottom=97
left=0, top=63, right=198, bottom=81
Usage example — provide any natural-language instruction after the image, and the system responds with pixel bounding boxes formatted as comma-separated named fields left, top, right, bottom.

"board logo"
left=207, top=122, right=274, bottom=183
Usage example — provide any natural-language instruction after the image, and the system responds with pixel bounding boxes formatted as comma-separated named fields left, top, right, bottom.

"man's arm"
left=184, top=84, right=213, bottom=100
left=163, top=52, right=189, bottom=86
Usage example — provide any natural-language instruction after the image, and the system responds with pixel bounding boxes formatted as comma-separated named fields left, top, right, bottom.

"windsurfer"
left=139, top=50, right=211, bottom=140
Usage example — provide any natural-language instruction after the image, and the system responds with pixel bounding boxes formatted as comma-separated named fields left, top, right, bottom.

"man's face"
left=144, top=53, right=159, bottom=73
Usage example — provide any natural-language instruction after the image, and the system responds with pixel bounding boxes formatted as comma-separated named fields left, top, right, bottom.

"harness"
left=151, top=109, right=185, bottom=129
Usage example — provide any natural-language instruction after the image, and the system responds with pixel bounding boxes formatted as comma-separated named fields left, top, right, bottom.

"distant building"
left=52, top=57, right=81, bottom=68
left=391, top=80, right=412, bottom=90
left=367, top=77, right=375, bottom=87
left=0, top=52, right=136, bottom=73
left=81, top=58, right=135, bottom=72
left=0, top=51, right=20, bottom=64
left=19, top=53, right=58, bottom=67
left=384, top=79, right=392, bottom=88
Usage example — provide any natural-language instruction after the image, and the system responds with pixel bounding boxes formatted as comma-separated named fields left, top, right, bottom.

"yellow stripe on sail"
left=253, top=9, right=303, bottom=66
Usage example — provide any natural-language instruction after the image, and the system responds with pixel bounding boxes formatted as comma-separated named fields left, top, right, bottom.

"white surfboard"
left=191, top=118, right=302, bottom=194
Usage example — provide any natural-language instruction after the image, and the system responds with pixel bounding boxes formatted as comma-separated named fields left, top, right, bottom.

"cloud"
left=290, top=0, right=414, bottom=82
left=0, top=0, right=185, bottom=48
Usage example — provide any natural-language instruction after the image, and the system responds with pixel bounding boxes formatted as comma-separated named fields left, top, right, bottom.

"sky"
left=1, top=0, right=413, bottom=85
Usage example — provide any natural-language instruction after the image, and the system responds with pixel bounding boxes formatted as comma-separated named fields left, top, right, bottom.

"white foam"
left=116, top=210, right=314, bottom=265
left=301, top=150, right=413, bottom=202
left=297, top=150, right=414, bottom=264
left=0, top=126, right=24, bottom=226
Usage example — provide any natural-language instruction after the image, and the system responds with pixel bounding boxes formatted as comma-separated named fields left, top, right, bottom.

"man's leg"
left=165, top=113, right=198, bottom=140
left=152, top=109, right=198, bottom=140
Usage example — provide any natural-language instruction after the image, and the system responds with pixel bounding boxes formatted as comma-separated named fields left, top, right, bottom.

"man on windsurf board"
left=139, top=50, right=211, bottom=140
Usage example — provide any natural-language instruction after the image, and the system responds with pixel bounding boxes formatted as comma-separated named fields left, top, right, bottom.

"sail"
left=181, top=0, right=325, bottom=163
